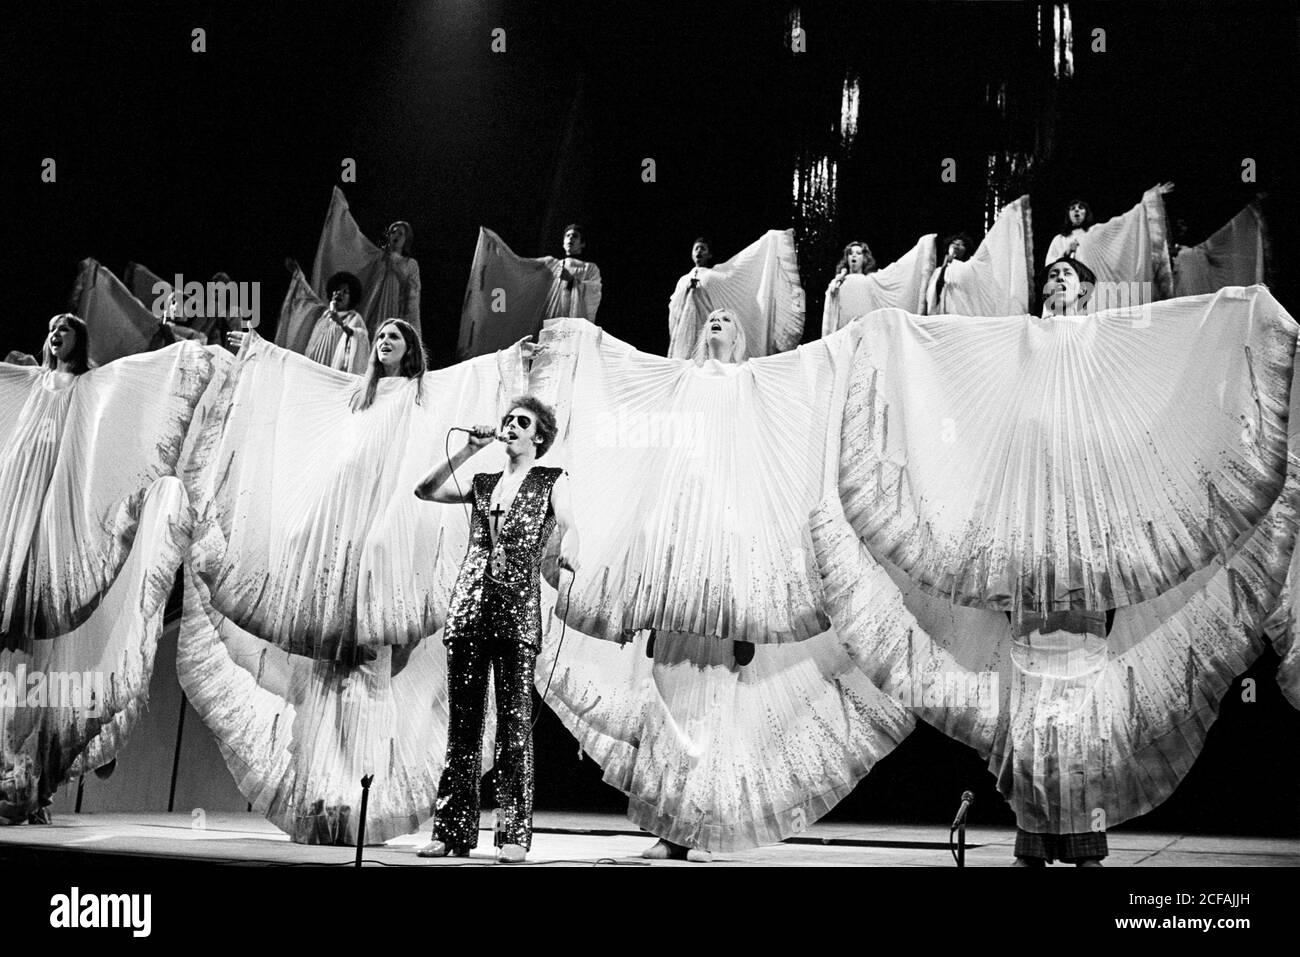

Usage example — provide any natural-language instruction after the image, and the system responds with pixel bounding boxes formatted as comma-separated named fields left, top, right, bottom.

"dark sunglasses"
left=501, top=413, right=533, bottom=430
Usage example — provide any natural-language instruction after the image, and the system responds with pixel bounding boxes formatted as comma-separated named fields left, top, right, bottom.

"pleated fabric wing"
left=821, top=234, right=938, bottom=337
left=70, top=259, right=162, bottom=366
left=1173, top=199, right=1270, bottom=297
left=182, top=332, right=527, bottom=660
left=275, top=262, right=327, bottom=357
left=537, top=606, right=915, bottom=851
left=932, top=196, right=1033, bottom=317
left=0, top=342, right=216, bottom=636
left=532, top=318, right=861, bottom=645
left=1074, top=186, right=1173, bottom=307
left=177, top=566, right=497, bottom=845
left=1268, top=539, right=1300, bottom=709
left=840, top=287, right=1297, bottom=613
left=2, top=477, right=191, bottom=823
left=309, top=186, right=382, bottom=301
left=457, top=227, right=557, bottom=359
left=817, top=363, right=1300, bottom=835
left=666, top=229, right=805, bottom=359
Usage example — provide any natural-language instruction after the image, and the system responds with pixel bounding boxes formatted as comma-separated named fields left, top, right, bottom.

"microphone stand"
left=354, top=774, right=374, bottom=868
left=950, top=790, right=974, bottom=868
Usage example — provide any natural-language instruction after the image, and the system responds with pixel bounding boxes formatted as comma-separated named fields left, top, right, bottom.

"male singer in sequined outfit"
left=413, top=394, right=579, bottom=863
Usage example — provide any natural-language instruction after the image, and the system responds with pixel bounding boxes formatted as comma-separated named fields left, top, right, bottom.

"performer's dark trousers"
left=434, top=586, right=538, bottom=850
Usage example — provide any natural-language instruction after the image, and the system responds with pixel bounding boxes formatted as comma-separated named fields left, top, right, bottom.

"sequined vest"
left=443, top=466, right=561, bottom=648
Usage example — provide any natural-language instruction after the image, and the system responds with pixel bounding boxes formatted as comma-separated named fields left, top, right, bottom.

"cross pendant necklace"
left=489, top=502, right=506, bottom=576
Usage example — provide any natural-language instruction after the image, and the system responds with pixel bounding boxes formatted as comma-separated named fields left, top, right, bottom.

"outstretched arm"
left=415, top=429, right=492, bottom=503
left=551, top=472, right=581, bottom=574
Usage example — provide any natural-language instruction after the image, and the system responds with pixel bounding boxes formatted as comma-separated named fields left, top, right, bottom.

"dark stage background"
left=5, top=1, right=1300, bottom=837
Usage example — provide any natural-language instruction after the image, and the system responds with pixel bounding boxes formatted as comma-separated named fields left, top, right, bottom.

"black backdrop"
left=4, top=0, right=1299, bottom=835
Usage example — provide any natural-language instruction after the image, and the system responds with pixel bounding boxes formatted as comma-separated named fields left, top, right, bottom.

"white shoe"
left=497, top=843, right=527, bottom=863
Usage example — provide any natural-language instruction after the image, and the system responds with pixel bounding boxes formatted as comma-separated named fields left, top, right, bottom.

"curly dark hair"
left=326, top=271, right=363, bottom=310
left=941, top=232, right=975, bottom=261
left=506, top=394, right=558, bottom=458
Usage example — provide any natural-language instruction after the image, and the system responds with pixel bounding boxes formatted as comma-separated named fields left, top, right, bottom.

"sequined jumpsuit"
left=434, top=466, right=562, bottom=850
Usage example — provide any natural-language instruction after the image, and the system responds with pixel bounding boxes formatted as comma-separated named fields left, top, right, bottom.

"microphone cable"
left=532, top=568, right=576, bottom=734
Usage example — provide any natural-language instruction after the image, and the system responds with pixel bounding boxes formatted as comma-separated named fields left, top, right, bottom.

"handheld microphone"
left=449, top=425, right=496, bottom=440
left=951, top=790, right=975, bottom=830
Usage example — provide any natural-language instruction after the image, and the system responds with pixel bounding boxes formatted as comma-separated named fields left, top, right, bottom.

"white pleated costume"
left=925, top=196, right=1033, bottom=317
left=529, top=317, right=915, bottom=851
left=1046, top=186, right=1173, bottom=309
left=666, top=230, right=805, bottom=360
left=823, top=286, right=1299, bottom=839
left=0, top=342, right=218, bottom=823
left=822, top=234, right=938, bottom=337
left=176, top=334, right=526, bottom=843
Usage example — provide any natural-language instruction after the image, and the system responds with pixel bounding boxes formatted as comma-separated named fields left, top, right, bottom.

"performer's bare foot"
left=685, top=848, right=713, bottom=863
left=497, top=843, right=527, bottom=863
left=1076, top=859, right=1103, bottom=867
left=417, top=839, right=469, bottom=858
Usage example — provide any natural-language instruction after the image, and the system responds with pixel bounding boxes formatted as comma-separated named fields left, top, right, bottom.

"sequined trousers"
left=434, top=577, right=538, bottom=850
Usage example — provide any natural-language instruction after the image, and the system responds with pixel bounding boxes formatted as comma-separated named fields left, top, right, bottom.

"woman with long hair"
left=176, top=317, right=529, bottom=845
left=1043, top=184, right=1175, bottom=307
left=1045, top=198, right=1096, bottom=263
left=821, top=235, right=938, bottom=336
left=1, top=314, right=216, bottom=823
left=360, top=221, right=421, bottom=332
left=529, top=314, right=915, bottom=863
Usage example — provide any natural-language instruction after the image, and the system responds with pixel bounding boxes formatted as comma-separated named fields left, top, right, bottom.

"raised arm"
left=404, top=258, right=422, bottom=325
left=551, top=471, right=581, bottom=574
left=415, top=428, right=493, bottom=503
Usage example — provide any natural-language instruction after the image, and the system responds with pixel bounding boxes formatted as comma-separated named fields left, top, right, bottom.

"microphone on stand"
left=952, top=790, right=974, bottom=830
left=354, top=774, right=374, bottom=868
left=950, top=790, right=974, bottom=868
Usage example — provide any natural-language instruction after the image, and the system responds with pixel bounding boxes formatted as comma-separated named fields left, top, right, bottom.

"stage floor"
left=2, top=811, right=1297, bottom=867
